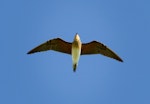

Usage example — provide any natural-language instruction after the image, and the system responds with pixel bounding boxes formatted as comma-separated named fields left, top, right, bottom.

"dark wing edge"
left=81, top=41, right=123, bottom=62
left=27, top=38, right=72, bottom=55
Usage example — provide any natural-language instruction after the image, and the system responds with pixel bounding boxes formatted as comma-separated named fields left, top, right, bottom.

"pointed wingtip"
left=27, top=52, right=30, bottom=54
left=120, top=59, right=123, bottom=62
left=27, top=50, right=35, bottom=54
left=27, top=49, right=38, bottom=54
left=27, top=51, right=32, bottom=54
left=117, top=57, right=123, bottom=62
left=119, top=59, right=123, bottom=62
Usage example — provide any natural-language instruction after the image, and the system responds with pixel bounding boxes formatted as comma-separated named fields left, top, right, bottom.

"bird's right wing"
left=81, top=41, right=123, bottom=62
left=27, top=38, right=72, bottom=55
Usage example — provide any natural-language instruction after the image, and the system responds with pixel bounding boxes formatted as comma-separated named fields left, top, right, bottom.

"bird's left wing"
left=81, top=41, right=123, bottom=62
left=27, top=38, right=72, bottom=55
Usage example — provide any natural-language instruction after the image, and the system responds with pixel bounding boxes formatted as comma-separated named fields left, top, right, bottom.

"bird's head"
left=74, top=33, right=80, bottom=41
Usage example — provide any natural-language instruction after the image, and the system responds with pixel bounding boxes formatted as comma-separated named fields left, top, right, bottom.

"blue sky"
left=0, top=0, right=150, bottom=104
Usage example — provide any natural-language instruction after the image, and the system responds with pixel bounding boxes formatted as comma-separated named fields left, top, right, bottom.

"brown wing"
left=81, top=41, right=123, bottom=62
left=27, top=38, right=72, bottom=55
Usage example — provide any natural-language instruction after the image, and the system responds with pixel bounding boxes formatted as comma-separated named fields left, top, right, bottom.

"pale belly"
left=72, top=47, right=81, bottom=65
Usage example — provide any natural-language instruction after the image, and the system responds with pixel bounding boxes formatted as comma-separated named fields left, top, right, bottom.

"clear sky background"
left=0, top=0, right=150, bottom=104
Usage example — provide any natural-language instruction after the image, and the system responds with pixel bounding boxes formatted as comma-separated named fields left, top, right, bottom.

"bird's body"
left=27, top=33, right=123, bottom=72
left=71, top=34, right=82, bottom=72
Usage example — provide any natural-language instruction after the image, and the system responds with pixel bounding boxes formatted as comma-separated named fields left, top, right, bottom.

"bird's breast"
left=72, top=42, right=81, bottom=64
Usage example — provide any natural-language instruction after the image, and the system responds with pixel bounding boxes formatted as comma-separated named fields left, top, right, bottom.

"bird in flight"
left=27, top=33, right=123, bottom=72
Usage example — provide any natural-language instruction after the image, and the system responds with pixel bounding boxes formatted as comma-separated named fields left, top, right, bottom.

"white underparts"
left=72, top=47, right=81, bottom=71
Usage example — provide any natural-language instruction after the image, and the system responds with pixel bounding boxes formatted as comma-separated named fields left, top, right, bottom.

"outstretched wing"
left=81, top=41, right=123, bottom=62
left=27, top=38, right=72, bottom=55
